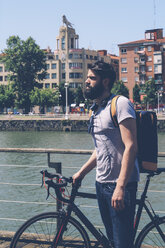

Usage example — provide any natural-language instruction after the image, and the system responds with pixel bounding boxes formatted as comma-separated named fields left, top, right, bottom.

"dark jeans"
left=96, top=181, right=137, bottom=248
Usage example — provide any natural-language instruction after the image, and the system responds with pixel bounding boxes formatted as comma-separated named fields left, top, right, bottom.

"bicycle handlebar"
left=40, top=170, right=79, bottom=203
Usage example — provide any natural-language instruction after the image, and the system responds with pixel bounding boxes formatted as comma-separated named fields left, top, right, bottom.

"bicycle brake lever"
left=41, top=176, right=44, bottom=188
left=46, top=185, right=50, bottom=200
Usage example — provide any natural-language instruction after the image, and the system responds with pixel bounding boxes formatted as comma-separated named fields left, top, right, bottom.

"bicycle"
left=10, top=168, right=165, bottom=248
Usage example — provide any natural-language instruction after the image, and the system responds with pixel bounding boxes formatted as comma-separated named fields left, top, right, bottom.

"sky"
left=1, top=0, right=165, bottom=56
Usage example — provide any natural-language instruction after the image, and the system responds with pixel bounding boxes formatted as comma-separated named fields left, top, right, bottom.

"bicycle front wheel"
left=10, top=212, right=91, bottom=248
left=135, top=216, right=165, bottom=248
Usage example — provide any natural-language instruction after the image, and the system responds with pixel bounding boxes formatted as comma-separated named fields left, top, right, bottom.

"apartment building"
left=118, top=28, right=165, bottom=100
left=0, top=17, right=119, bottom=91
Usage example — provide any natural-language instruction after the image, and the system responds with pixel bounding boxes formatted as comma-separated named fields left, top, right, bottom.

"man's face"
left=84, top=69, right=104, bottom=100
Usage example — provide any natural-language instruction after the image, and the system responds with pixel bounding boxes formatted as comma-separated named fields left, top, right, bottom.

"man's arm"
left=72, top=150, right=97, bottom=183
left=112, top=118, right=137, bottom=210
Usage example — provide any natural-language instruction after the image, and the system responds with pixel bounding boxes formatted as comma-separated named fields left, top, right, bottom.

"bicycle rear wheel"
left=135, top=216, right=165, bottom=248
left=10, top=212, right=91, bottom=248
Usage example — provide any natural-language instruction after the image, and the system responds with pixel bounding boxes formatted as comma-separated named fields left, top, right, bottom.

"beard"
left=84, top=81, right=104, bottom=100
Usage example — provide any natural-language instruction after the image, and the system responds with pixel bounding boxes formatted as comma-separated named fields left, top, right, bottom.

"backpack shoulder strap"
left=110, top=95, right=120, bottom=127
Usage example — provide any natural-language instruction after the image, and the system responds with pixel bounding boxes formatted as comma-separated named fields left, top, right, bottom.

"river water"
left=0, top=131, right=164, bottom=233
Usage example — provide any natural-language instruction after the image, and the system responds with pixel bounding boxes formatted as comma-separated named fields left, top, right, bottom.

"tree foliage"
left=30, top=88, right=59, bottom=113
left=74, top=87, right=85, bottom=105
left=133, top=84, right=141, bottom=103
left=111, top=81, right=129, bottom=98
left=0, top=36, right=47, bottom=113
left=141, top=79, right=157, bottom=106
left=0, top=84, right=15, bottom=109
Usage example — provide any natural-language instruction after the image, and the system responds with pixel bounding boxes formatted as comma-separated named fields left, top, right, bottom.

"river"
left=0, top=131, right=164, bottom=233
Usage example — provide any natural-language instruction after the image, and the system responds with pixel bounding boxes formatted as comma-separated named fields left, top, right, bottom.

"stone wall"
left=0, top=120, right=89, bottom=132
left=0, top=119, right=164, bottom=132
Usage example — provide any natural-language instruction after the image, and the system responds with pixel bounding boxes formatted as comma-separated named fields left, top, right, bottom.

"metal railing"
left=0, top=148, right=164, bottom=235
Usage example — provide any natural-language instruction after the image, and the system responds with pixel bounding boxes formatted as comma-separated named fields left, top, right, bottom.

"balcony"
left=155, top=79, right=163, bottom=85
left=138, top=71, right=146, bottom=75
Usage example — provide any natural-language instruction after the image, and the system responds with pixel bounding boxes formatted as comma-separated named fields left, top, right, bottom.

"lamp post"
left=156, top=91, right=162, bottom=114
left=65, top=82, right=69, bottom=119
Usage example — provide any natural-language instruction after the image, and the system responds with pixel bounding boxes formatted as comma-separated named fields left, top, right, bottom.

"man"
left=73, top=61, right=139, bottom=248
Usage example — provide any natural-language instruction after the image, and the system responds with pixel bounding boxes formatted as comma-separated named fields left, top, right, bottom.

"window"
left=69, top=73, right=83, bottom=79
left=147, top=46, right=152, bottom=52
left=61, top=36, right=65, bottom=50
left=134, top=47, right=138, bottom=53
left=51, top=63, right=56, bottom=69
left=71, top=38, right=74, bottom=49
left=52, top=83, right=57, bottom=88
left=5, top=67, right=8, bottom=72
left=147, top=56, right=152, bottom=61
left=72, top=53, right=82, bottom=59
left=121, top=48, right=127, bottom=54
left=139, top=46, right=144, bottom=51
left=46, top=64, right=50, bottom=70
left=69, top=54, right=73, bottom=59
left=0, top=66, right=3, bottom=72
left=147, top=66, right=152, bottom=72
left=154, top=65, right=158, bottom=73
left=52, top=73, right=56, bottom=79
left=134, top=67, right=139, bottom=73
left=69, top=82, right=83, bottom=88
left=69, top=63, right=82, bottom=69
left=134, top=57, right=139, bottom=63
left=0, top=76, right=3, bottom=81
left=56, top=55, right=59, bottom=60
left=62, top=73, right=65, bottom=79
left=121, top=67, right=127, bottom=73
left=62, top=63, right=65, bottom=70
left=135, top=77, right=139, bottom=82
left=121, top=58, right=127, bottom=63
left=121, top=77, right=127, bottom=82
left=90, top=55, right=93, bottom=60
left=45, top=74, right=50, bottom=79
left=5, top=76, right=8, bottom=81
left=45, top=83, right=50, bottom=88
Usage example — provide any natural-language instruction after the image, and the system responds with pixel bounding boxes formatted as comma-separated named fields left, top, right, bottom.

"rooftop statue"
left=62, top=15, right=73, bottom=28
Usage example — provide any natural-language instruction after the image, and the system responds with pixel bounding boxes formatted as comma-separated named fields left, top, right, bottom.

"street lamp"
left=156, top=91, right=162, bottom=114
left=65, top=82, right=69, bottom=119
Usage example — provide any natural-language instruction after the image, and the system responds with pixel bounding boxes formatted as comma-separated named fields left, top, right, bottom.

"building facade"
left=0, top=17, right=119, bottom=91
left=118, top=28, right=165, bottom=100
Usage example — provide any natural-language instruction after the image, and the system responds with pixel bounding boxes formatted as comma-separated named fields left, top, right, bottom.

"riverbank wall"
left=0, top=118, right=165, bottom=131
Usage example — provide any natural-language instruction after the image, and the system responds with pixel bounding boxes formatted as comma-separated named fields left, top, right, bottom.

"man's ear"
left=102, top=78, right=110, bottom=90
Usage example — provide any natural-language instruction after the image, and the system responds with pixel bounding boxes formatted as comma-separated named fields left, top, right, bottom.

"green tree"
left=0, top=36, right=47, bottom=113
left=0, top=84, right=15, bottom=109
left=133, top=84, right=141, bottom=104
left=30, top=88, right=59, bottom=114
left=111, top=81, right=129, bottom=98
left=74, top=87, right=85, bottom=105
left=142, top=79, right=157, bottom=107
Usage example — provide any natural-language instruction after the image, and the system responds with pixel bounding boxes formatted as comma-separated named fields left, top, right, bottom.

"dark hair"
left=88, top=61, right=116, bottom=89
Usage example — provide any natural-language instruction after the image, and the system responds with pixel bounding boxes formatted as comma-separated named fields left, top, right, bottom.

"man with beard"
left=73, top=61, right=139, bottom=248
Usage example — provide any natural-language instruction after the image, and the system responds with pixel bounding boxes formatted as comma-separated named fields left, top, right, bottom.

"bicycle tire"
left=135, top=216, right=165, bottom=248
left=10, top=212, right=91, bottom=248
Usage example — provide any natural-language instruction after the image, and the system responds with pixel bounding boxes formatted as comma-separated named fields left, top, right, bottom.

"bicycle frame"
left=53, top=191, right=110, bottom=247
left=133, top=172, right=165, bottom=244
left=42, top=168, right=165, bottom=247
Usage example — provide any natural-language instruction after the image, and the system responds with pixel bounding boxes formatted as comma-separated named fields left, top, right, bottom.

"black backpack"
left=110, top=95, right=158, bottom=173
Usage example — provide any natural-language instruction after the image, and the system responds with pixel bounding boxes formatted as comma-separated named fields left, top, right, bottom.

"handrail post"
left=47, top=153, right=62, bottom=213
left=47, top=153, right=62, bottom=230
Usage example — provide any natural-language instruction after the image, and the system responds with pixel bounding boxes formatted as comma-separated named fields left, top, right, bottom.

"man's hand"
left=72, top=171, right=84, bottom=184
left=111, top=185, right=125, bottom=211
